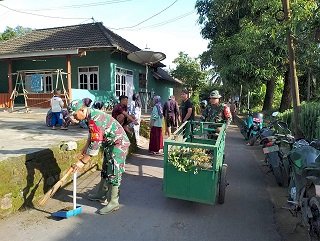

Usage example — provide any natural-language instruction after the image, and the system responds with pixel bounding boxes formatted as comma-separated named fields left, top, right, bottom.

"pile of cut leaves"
left=168, top=147, right=213, bottom=173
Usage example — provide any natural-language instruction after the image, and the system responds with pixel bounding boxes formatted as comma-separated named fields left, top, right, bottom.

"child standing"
left=50, top=89, right=65, bottom=130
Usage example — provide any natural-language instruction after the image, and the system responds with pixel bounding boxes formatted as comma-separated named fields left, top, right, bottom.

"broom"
left=38, top=167, right=74, bottom=206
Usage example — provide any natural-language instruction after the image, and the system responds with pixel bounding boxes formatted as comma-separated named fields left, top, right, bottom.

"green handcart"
left=163, top=121, right=228, bottom=205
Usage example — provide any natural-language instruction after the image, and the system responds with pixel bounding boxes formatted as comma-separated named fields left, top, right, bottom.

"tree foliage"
left=0, top=26, right=32, bottom=41
left=195, top=0, right=320, bottom=111
left=170, top=52, right=208, bottom=92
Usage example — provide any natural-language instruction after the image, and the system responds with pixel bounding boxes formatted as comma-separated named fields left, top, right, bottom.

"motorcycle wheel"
left=309, top=197, right=320, bottom=241
left=248, top=134, right=256, bottom=146
left=281, top=162, right=289, bottom=188
left=240, top=127, right=248, bottom=140
left=273, top=166, right=284, bottom=186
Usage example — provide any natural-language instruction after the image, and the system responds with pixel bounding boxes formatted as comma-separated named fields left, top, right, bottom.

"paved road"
left=0, top=126, right=281, bottom=241
left=0, top=110, right=88, bottom=161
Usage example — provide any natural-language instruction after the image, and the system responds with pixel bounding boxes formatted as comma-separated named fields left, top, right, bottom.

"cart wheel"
left=218, top=164, right=228, bottom=204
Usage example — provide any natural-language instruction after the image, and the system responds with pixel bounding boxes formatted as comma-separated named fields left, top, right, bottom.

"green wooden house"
left=0, top=22, right=181, bottom=108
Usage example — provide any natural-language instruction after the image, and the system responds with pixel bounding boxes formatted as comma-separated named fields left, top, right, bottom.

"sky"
left=0, top=0, right=209, bottom=69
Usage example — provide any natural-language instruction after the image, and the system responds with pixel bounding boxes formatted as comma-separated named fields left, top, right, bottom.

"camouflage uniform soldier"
left=202, top=90, right=232, bottom=136
left=70, top=99, right=130, bottom=215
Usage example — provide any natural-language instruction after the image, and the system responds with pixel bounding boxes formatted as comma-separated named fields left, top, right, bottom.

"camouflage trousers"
left=101, top=139, right=130, bottom=186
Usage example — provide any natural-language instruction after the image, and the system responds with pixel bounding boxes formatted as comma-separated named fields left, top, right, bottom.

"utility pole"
left=239, top=84, right=242, bottom=112
left=282, top=0, right=303, bottom=137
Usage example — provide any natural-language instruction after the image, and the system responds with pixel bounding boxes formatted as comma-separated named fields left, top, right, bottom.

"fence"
left=0, top=93, right=10, bottom=108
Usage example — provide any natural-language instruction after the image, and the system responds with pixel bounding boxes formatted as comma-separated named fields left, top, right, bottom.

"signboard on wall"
left=31, top=74, right=43, bottom=92
left=25, top=74, right=43, bottom=92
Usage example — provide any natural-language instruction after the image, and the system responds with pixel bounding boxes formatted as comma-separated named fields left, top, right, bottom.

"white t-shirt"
left=51, top=96, right=64, bottom=112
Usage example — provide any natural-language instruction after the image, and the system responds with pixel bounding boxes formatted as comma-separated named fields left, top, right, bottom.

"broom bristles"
left=38, top=167, right=73, bottom=206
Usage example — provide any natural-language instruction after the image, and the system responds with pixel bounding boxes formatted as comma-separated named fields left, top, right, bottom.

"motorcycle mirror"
left=310, top=140, right=320, bottom=150
left=278, top=121, right=288, bottom=130
left=272, top=112, right=279, bottom=117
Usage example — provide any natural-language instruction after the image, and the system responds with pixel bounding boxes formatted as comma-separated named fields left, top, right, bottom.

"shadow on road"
left=19, top=149, right=61, bottom=210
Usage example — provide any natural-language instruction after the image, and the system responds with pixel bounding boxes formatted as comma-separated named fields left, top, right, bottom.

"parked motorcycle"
left=240, top=109, right=264, bottom=146
left=287, top=139, right=320, bottom=240
left=261, top=115, right=293, bottom=187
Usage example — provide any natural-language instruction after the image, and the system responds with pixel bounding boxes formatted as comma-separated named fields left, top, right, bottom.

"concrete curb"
left=0, top=139, right=103, bottom=218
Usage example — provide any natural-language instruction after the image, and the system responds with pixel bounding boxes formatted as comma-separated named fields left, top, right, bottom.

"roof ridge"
left=33, top=22, right=99, bottom=32
left=0, top=22, right=99, bottom=44
left=95, top=22, right=140, bottom=53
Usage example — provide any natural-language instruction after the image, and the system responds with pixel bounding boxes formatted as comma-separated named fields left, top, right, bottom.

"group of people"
left=45, top=88, right=233, bottom=215
left=147, top=88, right=234, bottom=154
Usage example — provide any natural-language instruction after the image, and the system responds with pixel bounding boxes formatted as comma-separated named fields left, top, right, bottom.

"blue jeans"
left=51, top=112, right=62, bottom=126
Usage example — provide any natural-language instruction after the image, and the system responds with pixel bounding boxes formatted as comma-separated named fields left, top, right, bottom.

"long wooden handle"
left=59, top=167, right=73, bottom=184
left=38, top=167, right=73, bottom=206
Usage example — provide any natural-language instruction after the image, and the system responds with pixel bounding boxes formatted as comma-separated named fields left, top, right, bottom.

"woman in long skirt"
left=148, top=95, right=163, bottom=154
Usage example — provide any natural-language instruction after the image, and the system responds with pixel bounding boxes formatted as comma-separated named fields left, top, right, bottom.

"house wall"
left=0, top=50, right=178, bottom=107
left=110, top=52, right=175, bottom=103
left=0, top=61, right=8, bottom=93
left=152, top=78, right=175, bottom=102
left=71, top=50, right=111, bottom=91
left=110, top=51, right=145, bottom=95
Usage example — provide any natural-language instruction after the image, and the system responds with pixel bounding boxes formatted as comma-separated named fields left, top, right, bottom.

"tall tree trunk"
left=262, top=79, right=275, bottom=111
left=279, top=70, right=292, bottom=112
left=307, top=68, right=311, bottom=101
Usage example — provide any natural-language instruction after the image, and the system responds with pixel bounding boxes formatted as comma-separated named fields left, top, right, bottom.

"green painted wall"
left=153, top=78, right=176, bottom=102
left=71, top=51, right=111, bottom=90
left=0, top=50, right=177, bottom=103
left=110, top=51, right=145, bottom=95
left=12, top=58, right=67, bottom=94
left=12, top=58, right=65, bottom=72
left=109, top=51, right=174, bottom=101
left=0, top=61, right=8, bottom=93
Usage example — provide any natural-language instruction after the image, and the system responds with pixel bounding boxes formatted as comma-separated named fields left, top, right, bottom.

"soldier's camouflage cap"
left=69, top=99, right=85, bottom=112
left=69, top=98, right=93, bottom=113
left=209, top=90, right=221, bottom=99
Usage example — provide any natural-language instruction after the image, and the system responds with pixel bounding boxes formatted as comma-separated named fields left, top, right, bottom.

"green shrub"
left=278, top=102, right=320, bottom=140
left=140, top=120, right=150, bottom=139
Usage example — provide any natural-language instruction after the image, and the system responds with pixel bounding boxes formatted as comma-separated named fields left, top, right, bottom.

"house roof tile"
left=153, top=68, right=182, bottom=84
left=0, top=22, right=140, bottom=55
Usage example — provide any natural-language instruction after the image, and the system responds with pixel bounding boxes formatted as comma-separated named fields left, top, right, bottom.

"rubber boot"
left=88, top=179, right=108, bottom=202
left=98, top=185, right=120, bottom=215
left=101, top=183, right=112, bottom=206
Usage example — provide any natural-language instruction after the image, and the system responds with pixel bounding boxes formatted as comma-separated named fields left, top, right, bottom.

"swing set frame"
left=9, top=69, right=70, bottom=112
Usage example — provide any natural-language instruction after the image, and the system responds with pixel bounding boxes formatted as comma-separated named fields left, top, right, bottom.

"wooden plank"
left=0, top=93, right=10, bottom=108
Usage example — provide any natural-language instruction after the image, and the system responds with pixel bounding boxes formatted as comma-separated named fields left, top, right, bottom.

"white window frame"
left=78, top=66, right=99, bottom=90
left=43, top=74, right=53, bottom=93
left=115, top=67, right=133, bottom=97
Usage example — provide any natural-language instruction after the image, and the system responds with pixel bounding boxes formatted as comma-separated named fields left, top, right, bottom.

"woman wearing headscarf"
left=128, top=93, right=142, bottom=143
left=148, top=95, right=164, bottom=155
